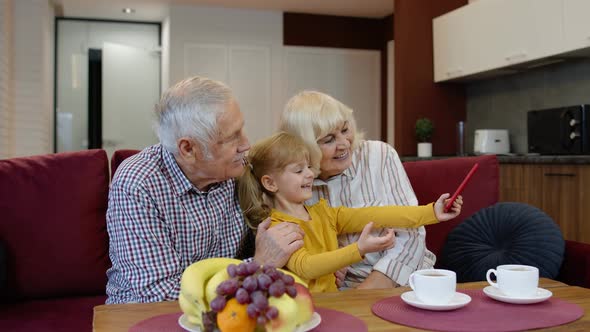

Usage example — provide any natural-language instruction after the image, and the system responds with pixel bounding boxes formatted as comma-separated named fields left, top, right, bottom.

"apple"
left=293, top=283, right=314, bottom=324
left=266, top=294, right=299, bottom=332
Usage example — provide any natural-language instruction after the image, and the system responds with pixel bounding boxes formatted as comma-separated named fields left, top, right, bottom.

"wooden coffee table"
left=93, top=278, right=590, bottom=331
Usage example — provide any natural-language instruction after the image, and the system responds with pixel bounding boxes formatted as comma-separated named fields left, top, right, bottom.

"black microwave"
left=527, top=105, right=590, bottom=155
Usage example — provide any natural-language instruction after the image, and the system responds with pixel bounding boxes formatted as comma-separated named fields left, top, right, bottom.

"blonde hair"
left=238, top=132, right=311, bottom=229
left=280, top=91, right=364, bottom=172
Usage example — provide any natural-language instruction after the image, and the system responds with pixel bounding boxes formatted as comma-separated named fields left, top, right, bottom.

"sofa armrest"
left=558, top=240, right=590, bottom=288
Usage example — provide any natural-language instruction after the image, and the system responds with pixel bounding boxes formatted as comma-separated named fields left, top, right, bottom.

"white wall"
left=3, top=3, right=382, bottom=157
left=167, top=4, right=381, bottom=143
left=283, top=46, right=381, bottom=140
left=161, top=16, right=171, bottom=92
left=0, top=0, right=15, bottom=159
left=168, top=5, right=284, bottom=143
left=2, top=0, right=55, bottom=158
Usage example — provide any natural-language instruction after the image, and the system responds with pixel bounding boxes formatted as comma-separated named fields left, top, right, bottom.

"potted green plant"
left=415, top=118, right=434, bottom=157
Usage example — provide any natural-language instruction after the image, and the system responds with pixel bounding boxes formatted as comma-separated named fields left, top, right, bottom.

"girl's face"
left=317, top=121, right=353, bottom=180
left=271, top=160, right=315, bottom=204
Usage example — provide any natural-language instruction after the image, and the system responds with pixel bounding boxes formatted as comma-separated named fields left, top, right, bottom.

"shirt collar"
left=162, top=147, right=196, bottom=196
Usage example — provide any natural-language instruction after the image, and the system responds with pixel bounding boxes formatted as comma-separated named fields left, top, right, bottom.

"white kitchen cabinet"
left=563, top=0, right=590, bottom=52
left=433, top=0, right=563, bottom=82
left=433, top=3, right=483, bottom=81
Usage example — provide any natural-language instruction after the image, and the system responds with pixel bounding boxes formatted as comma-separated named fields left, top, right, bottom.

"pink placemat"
left=313, top=307, right=367, bottom=332
left=129, top=312, right=184, bottom=332
left=128, top=308, right=367, bottom=332
left=372, top=289, right=584, bottom=332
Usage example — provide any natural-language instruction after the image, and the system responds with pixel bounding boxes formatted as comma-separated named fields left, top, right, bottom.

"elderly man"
left=106, top=76, right=304, bottom=304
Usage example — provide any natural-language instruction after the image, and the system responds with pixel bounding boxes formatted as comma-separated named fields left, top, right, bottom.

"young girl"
left=238, top=132, right=463, bottom=292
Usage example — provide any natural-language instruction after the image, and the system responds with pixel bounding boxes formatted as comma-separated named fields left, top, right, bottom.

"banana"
left=179, top=257, right=242, bottom=313
left=179, top=292, right=203, bottom=327
left=205, top=268, right=230, bottom=305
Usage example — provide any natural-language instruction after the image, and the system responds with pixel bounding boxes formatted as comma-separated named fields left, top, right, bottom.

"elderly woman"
left=279, top=91, right=435, bottom=289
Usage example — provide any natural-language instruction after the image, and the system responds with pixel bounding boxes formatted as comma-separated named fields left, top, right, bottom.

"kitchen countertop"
left=401, top=154, right=590, bottom=165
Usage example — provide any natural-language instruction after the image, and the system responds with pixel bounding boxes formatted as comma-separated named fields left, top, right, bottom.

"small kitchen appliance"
left=474, top=129, right=510, bottom=155
left=527, top=105, right=589, bottom=155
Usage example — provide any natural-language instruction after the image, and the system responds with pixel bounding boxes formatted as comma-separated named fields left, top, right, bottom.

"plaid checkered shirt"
left=105, top=144, right=246, bottom=304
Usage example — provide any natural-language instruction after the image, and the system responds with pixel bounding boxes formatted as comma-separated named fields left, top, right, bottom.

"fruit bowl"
left=178, top=312, right=321, bottom=332
left=178, top=258, right=317, bottom=332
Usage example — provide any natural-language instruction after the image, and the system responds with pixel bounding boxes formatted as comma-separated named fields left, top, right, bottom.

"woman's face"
left=317, top=121, right=353, bottom=180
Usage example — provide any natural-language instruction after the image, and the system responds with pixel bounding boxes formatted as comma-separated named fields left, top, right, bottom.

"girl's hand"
left=357, top=222, right=396, bottom=256
left=434, top=193, right=463, bottom=221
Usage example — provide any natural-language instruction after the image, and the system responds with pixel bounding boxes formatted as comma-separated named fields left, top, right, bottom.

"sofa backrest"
left=0, top=149, right=111, bottom=300
left=110, top=149, right=140, bottom=179
left=403, top=155, right=499, bottom=262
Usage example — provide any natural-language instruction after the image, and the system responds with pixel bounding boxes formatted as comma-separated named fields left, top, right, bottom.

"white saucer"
left=178, top=311, right=321, bottom=332
left=401, top=291, right=471, bottom=311
left=483, top=286, right=552, bottom=304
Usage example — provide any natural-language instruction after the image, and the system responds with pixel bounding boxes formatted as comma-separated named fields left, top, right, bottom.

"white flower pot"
left=417, top=142, right=432, bottom=157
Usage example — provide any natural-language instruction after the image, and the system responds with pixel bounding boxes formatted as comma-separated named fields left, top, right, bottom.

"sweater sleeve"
left=285, top=243, right=363, bottom=281
left=334, top=203, right=439, bottom=234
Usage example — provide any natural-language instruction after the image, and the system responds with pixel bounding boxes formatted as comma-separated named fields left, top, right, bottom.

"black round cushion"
left=441, top=202, right=565, bottom=283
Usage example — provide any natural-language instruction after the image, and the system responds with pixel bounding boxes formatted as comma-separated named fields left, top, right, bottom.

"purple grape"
left=286, top=285, right=297, bottom=298
left=246, top=261, right=260, bottom=275
left=227, top=264, right=238, bottom=278
left=210, top=296, right=226, bottom=312
left=235, top=287, right=250, bottom=304
left=257, top=273, right=272, bottom=290
left=265, top=306, right=279, bottom=320
left=216, top=278, right=239, bottom=296
left=216, top=280, right=229, bottom=296
left=267, top=269, right=281, bottom=281
left=242, top=275, right=258, bottom=292
left=282, top=274, right=295, bottom=286
left=268, top=280, right=286, bottom=297
left=226, top=278, right=239, bottom=294
left=251, top=291, right=268, bottom=311
left=236, top=263, right=249, bottom=277
left=257, top=315, right=267, bottom=325
left=247, top=303, right=258, bottom=318
left=202, top=311, right=217, bottom=332
left=263, top=265, right=275, bottom=274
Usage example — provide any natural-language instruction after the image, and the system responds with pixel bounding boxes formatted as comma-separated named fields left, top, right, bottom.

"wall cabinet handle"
left=446, top=68, right=463, bottom=77
left=544, top=173, right=576, bottom=177
left=505, top=52, right=527, bottom=62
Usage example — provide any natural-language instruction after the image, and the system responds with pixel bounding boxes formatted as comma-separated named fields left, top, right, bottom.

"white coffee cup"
left=486, top=264, right=539, bottom=298
left=408, top=269, right=456, bottom=305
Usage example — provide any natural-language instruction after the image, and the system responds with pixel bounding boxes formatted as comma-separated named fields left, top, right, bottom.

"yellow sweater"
left=270, top=199, right=438, bottom=293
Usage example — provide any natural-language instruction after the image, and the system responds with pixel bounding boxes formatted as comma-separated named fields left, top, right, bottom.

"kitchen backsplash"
left=465, top=58, right=590, bottom=154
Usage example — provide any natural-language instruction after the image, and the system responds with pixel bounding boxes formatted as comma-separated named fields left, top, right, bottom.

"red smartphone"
left=444, top=163, right=479, bottom=212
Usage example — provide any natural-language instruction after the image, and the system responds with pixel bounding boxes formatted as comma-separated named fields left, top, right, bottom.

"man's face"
left=196, top=100, right=251, bottom=184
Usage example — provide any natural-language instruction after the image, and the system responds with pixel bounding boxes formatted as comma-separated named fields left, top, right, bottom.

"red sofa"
left=0, top=149, right=110, bottom=331
left=0, top=150, right=588, bottom=331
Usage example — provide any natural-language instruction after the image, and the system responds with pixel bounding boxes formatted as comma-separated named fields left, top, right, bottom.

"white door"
left=102, top=42, right=160, bottom=159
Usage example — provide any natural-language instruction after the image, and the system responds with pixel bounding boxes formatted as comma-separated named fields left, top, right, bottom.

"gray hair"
left=154, top=76, right=233, bottom=157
